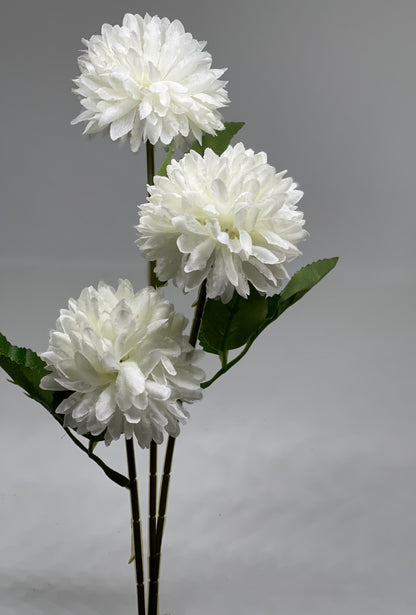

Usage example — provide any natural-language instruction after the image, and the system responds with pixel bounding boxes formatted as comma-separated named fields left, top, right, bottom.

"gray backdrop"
left=1, top=1, right=415, bottom=614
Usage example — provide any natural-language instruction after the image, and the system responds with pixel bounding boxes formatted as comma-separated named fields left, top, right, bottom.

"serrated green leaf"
left=0, top=332, right=105, bottom=442
left=0, top=332, right=46, bottom=372
left=248, top=258, right=339, bottom=342
left=191, top=122, right=245, bottom=157
left=196, top=334, right=219, bottom=356
left=0, top=332, right=58, bottom=411
left=0, top=332, right=127, bottom=484
left=201, top=257, right=338, bottom=388
left=277, top=257, right=339, bottom=317
left=199, top=286, right=269, bottom=353
left=157, top=141, right=174, bottom=177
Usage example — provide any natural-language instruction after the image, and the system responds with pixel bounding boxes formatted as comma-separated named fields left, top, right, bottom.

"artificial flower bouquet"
left=0, top=13, right=337, bottom=615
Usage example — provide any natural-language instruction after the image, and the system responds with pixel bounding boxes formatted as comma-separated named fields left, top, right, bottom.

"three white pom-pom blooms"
left=42, top=13, right=306, bottom=449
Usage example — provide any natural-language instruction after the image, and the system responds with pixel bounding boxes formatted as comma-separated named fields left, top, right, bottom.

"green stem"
left=147, top=139, right=158, bottom=615
left=37, top=398, right=129, bottom=488
left=189, top=280, right=207, bottom=346
left=146, top=140, right=155, bottom=185
left=63, top=427, right=129, bottom=488
left=201, top=338, right=255, bottom=389
left=146, top=141, right=159, bottom=288
left=150, top=281, right=207, bottom=614
left=148, top=440, right=158, bottom=615
left=152, top=434, right=175, bottom=614
left=125, top=437, right=146, bottom=615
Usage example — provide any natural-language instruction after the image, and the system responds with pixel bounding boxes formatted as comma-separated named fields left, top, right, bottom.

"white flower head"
left=136, top=143, right=308, bottom=302
left=40, top=281, right=204, bottom=448
left=71, top=13, right=229, bottom=151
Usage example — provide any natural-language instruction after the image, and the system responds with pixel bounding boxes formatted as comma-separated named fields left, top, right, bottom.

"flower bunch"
left=0, top=11, right=337, bottom=615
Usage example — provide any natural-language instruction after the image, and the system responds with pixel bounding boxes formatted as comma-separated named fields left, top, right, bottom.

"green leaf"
left=276, top=257, right=339, bottom=318
left=0, top=332, right=46, bottom=372
left=0, top=332, right=105, bottom=442
left=0, top=332, right=128, bottom=484
left=248, top=258, right=339, bottom=343
left=191, top=122, right=245, bottom=156
left=200, top=257, right=338, bottom=387
left=0, top=332, right=62, bottom=413
left=157, top=141, right=174, bottom=177
left=199, top=286, right=269, bottom=353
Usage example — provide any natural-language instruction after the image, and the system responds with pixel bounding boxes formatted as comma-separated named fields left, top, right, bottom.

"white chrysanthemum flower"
left=40, top=281, right=204, bottom=448
left=136, top=143, right=308, bottom=302
left=71, top=13, right=229, bottom=151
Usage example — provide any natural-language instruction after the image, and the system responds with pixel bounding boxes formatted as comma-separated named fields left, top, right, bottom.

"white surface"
left=0, top=261, right=414, bottom=614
